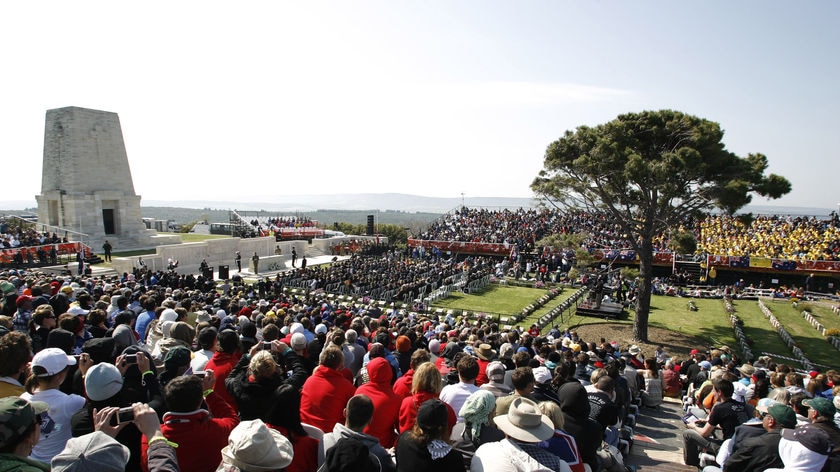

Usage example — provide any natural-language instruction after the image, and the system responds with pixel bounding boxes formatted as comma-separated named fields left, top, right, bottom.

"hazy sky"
left=2, top=1, right=838, bottom=210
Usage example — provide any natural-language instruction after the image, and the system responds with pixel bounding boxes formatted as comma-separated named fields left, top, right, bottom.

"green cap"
left=804, top=397, right=837, bottom=418
left=0, top=397, right=49, bottom=448
left=767, top=404, right=797, bottom=428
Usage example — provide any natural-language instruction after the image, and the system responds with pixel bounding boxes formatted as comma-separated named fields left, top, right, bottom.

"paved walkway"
left=627, top=397, right=695, bottom=472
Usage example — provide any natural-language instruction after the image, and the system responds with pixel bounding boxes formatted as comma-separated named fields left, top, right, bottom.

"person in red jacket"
left=473, top=343, right=497, bottom=387
left=393, top=349, right=431, bottom=400
left=398, top=362, right=456, bottom=435
left=204, top=329, right=242, bottom=411
left=140, top=371, right=239, bottom=472
left=300, top=345, right=356, bottom=433
left=356, top=357, right=401, bottom=448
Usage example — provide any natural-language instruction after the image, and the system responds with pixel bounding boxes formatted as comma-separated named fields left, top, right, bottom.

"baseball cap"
left=84, top=363, right=124, bottom=402
left=761, top=403, right=796, bottom=429
left=803, top=397, right=837, bottom=418
left=15, top=295, right=33, bottom=307
left=486, top=361, right=506, bottom=381
left=780, top=424, right=833, bottom=456
left=68, top=306, right=90, bottom=316
left=0, top=397, right=49, bottom=448
left=533, top=366, right=552, bottom=385
left=51, top=431, right=130, bottom=472
left=32, top=347, right=77, bottom=377
left=417, top=399, right=448, bottom=431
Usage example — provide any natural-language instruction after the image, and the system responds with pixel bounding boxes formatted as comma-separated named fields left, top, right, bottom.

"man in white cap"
left=472, top=396, right=571, bottom=471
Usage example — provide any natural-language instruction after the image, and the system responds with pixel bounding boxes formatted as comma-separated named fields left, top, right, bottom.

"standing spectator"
left=0, top=397, right=51, bottom=471
left=217, top=420, right=293, bottom=472
left=12, top=295, right=34, bottom=332
left=300, top=346, right=356, bottom=433
left=141, top=372, right=239, bottom=472
left=204, top=329, right=243, bottom=411
left=102, top=240, right=112, bottom=262
left=0, top=331, right=32, bottom=397
left=21, top=348, right=88, bottom=463
left=266, top=384, right=320, bottom=472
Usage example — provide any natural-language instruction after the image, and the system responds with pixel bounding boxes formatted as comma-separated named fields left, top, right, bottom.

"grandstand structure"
left=230, top=210, right=325, bottom=241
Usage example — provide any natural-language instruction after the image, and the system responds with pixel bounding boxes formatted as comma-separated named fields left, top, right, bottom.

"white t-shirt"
left=20, top=388, right=86, bottom=463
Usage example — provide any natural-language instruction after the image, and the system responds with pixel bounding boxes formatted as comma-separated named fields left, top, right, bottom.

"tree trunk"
left=633, top=237, right=654, bottom=343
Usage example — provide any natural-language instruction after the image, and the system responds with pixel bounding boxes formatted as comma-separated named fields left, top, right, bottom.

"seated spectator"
left=393, top=349, right=430, bottom=400
left=537, top=401, right=585, bottom=472
left=801, top=397, right=840, bottom=467
left=396, top=399, right=463, bottom=471
left=450, top=389, right=505, bottom=468
left=495, top=367, right=535, bottom=418
left=765, top=424, right=834, bottom=472
left=480, top=360, right=513, bottom=399
left=440, top=355, right=480, bottom=423
left=399, top=362, right=457, bottom=435
left=322, top=394, right=395, bottom=472
left=355, top=357, right=400, bottom=448
left=641, top=357, right=665, bottom=408
left=300, top=346, right=356, bottom=433
left=661, top=360, right=683, bottom=398
left=682, top=378, right=750, bottom=467
left=266, top=384, right=320, bottom=472
left=190, top=327, right=217, bottom=373
left=471, top=397, right=569, bottom=472
left=218, top=420, right=293, bottom=472
left=713, top=403, right=796, bottom=471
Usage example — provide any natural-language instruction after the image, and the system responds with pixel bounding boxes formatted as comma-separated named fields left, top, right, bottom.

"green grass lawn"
left=760, top=298, right=840, bottom=370
left=431, top=285, right=550, bottom=317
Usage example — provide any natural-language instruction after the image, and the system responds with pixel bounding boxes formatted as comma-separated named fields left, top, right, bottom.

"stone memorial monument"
left=36, top=106, right=155, bottom=250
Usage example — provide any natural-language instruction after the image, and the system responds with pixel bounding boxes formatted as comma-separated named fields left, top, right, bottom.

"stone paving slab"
left=627, top=398, right=696, bottom=472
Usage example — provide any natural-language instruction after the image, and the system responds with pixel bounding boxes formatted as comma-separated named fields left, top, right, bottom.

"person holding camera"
left=141, top=370, right=239, bottom=472
left=71, top=353, right=155, bottom=472
left=55, top=403, right=179, bottom=472
left=20, top=348, right=89, bottom=464
left=224, top=340, right=308, bottom=422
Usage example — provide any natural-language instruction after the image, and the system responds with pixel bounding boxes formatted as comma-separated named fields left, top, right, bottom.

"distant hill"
left=141, top=193, right=540, bottom=214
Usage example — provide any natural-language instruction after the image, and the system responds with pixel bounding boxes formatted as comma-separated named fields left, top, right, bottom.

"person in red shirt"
left=393, top=349, right=431, bottom=400
left=356, top=357, right=401, bottom=448
left=204, top=329, right=242, bottom=411
left=140, top=371, right=239, bottom=472
left=398, top=362, right=456, bottom=435
left=473, top=343, right=496, bottom=387
left=300, top=346, right=356, bottom=433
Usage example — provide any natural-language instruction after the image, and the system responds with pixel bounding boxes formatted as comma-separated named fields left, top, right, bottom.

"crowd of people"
left=0, top=241, right=838, bottom=471
left=677, top=347, right=840, bottom=471
left=697, top=213, right=840, bottom=261
left=0, top=218, right=67, bottom=250
left=416, top=207, right=840, bottom=263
